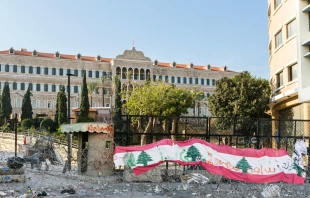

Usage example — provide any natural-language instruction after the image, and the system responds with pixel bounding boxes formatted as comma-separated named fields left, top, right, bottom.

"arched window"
left=134, top=68, right=139, bottom=80
left=122, top=67, right=127, bottom=79
left=183, top=77, right=187, bottom=84
left=146, top=69, right=151, bottom=81
left=140, top=69, right=145, bottom=80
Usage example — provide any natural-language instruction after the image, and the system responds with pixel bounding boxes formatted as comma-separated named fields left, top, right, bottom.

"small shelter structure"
left=61, top=122, right=114, bottom=176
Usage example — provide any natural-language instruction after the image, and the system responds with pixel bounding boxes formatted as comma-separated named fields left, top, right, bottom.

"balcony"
left=302, top=4, right=310, bottom=12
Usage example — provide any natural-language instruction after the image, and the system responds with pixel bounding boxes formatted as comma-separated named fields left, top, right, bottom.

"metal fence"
left=114, top=115, right=310, bottom=155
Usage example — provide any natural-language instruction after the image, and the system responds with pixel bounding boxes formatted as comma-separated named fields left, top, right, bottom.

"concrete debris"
left=206, top=194, right=212, bottom=197
left=154, top=185, right=161, bottom=193
left=261, top=185, right=281, bottom=198
left=0, top=191, right=7, bottom=197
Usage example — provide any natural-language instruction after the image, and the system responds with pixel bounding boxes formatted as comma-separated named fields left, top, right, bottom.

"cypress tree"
left=21, top=88, right=33, bottom=120
left=80, top=71, right=90, bottom=118
left=58, top=85, right=67, bottom=125
left=0, top=83, right=13, bottom=121
left=54, top=91, right=60, bottom=128
left=113, top=75, right=123, bottom=132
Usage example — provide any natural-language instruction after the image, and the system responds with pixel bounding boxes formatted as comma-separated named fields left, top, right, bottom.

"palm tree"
left=87, top=82, right=98, bottom=107
left=99, top=76, right=107, bottom=107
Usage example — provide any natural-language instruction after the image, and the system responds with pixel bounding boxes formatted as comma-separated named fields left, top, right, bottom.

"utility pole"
left=14, top=113, right=17, bottom=156
left=67, top=73, right=75, bottom=171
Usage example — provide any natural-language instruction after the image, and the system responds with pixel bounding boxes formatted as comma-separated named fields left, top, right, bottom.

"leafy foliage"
left=113, top=75, right=123, bottom=132
left=77, top=116, right=95, bottom=123
left=87, top=82, right=98, bottom=107
left=123, top=81, right=196, bottom=116
left=185, top=145, right=202, bottom=162
left=40, top=118, right=56, bottom=132
left=80, top=71, right=90, bottom=118
left=236, top=157, right=252, bottom=173
left=0, top=83, right=12, bottom=120
left=137, top=151, right=153, bottom=166
left=21, top=118, right=34, bottom=129
left=207, top=71, right=271, bottom=118
left=57, top=85, right=67, bottom=125
left=21, top=88, right=33, bottom=121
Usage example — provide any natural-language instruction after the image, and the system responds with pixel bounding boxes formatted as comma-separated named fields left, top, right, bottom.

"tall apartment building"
left=0, top=47, right=238, bottom=120
left=268, top=0, right=310, bottom=120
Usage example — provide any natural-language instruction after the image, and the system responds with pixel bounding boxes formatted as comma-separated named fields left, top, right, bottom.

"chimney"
left=20, top=48, right=27, bottom=52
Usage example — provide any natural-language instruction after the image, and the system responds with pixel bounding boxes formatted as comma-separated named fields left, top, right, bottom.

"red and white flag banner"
left=114, top=139, right=305, bottom=184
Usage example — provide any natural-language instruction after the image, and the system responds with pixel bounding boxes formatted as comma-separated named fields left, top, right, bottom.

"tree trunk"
left=140, top=117, right=152, bottom=145
left=171, top=118, right=178, bottom=141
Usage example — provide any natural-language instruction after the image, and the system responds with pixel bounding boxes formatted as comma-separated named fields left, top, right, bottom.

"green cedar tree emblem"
left=185, top=145, right=202, bottom=162
left=123, top=152, right=136, bottom=167
left=137, top=151, right=153, bottom=166
left=236, top=157, right=252, bottom=173
left=293, top=163, right=304, bottom=177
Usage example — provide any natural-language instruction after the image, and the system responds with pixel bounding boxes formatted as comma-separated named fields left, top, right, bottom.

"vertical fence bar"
left=126, top=115, right=130, bottom=146
left=206, top=117, right=209, bottom=142
left=233, top=117, right=236, bottom=135
left=294, top=120, right=297, bottom=143
left=256, top=118, right=260, bottom=149
left=278, top=120, right=281, bottom=149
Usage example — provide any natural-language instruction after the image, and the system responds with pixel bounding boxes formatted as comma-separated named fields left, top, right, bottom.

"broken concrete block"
left=123, top=165, right=162, bottom=183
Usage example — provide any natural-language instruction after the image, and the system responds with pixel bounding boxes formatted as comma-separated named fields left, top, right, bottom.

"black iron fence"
left=114, top=115, right=310, bottom=155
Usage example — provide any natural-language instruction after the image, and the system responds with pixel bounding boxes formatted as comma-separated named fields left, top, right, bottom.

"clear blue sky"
left=1, top=0, right=269, bottom=79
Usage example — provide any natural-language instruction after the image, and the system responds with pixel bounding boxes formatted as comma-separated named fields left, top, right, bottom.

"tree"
left=80, top=71, right=90, bottom=118
left=207, top=71, right=271, bottom=118
left=123, top=81, right=197, bottom=144
left=236, top=157, right=252, bottom=173
left=21, top=118, right=34, bottom=129
left=113, top=75, right=123, bottom=132
left=40, top=118, right=56, bottom=132
left=99, top=76, right=107, bottom=107
left=21, top=88, right=33, bottom=121
left=87, top=82, right=98, bottom=107
left=0, top=83, right=12, bottom=121
left=137, top=151, right=153, bottom=166
left=185, top=145, right=202, bottom=162
left=57, top=85, right=67, bottom=125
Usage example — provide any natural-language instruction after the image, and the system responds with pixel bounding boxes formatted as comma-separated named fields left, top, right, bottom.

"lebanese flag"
left=114, top=138, right=305, bottom=184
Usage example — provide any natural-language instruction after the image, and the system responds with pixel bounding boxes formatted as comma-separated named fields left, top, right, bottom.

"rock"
left=0, top=191, right=7, bottom=197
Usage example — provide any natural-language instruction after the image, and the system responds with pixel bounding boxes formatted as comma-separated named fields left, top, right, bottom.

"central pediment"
left=115, top=47, right=151, bottom=61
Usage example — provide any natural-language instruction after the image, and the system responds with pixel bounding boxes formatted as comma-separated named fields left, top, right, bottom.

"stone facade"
left=0, top=47, right=238, bottom=120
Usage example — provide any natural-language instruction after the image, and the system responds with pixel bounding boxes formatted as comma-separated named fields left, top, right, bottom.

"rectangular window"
left=67, top=69, right=71, bottom=75
left=5, top=65, right=9, bottom=72
left=16, top=99, right=21, bottom=108
left=74, top=86, right=78, bottom=93
left=44, top=67, right=48, bottom=75
left=276, top=71, right=283, bottom=88
left=29, top=66, right=33, bottom=74
left=189, top=78, right=192, bottom=84
left=288, top=64, right=297, bottom=82
left=13, top=65, right=17, bottom=73
left=275, top=31, right=282, bottom=48
left=96, top=71, right=99, bottom=78
left=21, top=66, right=25, bottom=73
left=177, top=77, right=180, bottom=83
left=21, top=83, right=25, bottom=90
left=88, top=70, right=92, bottom=78
left=39, top=100, right=45, bottom=108
left=52, top=84, right=56, bottom=92
left=32, top=100, right=37, bottom=108
left=52, top=68, right=56, bottom=75
left=29, top=83, right=33, bottom=91
left=47, top=101, right=52, bottom=109
left=206, top=79, right=210, bottom=85
left=44, top=84, right=48, bottom=91
left=195, top=78, right=199, bottom=84
left=287, top=20, right=296, bottom=39
left=59, top=68, right=63, bottom=76
left=74, top=69, right=78, bottom=76
left=183, top=77, right=187, bottom=84
left=13, top=82, right=17, bottom=90
left=36, top=67, right=41, bottom=74
left=171, top=76, right=175, bottom=83
left=36, top=84, right=40, bottom=91
left=274, top=0, right=281, bottom=10
left=201, top=78, right=204, bottom=85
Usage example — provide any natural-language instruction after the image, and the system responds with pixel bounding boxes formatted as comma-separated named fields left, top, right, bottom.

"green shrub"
left=77, top=116, right=95, bottom=123
left=21, top=118, right=34, bottom=129
left=40, top=118, right=56, bottom=132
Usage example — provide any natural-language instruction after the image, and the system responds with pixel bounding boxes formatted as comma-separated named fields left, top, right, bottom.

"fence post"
left=278, top=120, right=281, bottom=149
left=233, top=117, right=236, bottom=135
left=294, top=120, right=297, bottom=143
left=206, top=117, right=209, bottom=142
left=126, top=115, right=130, bottom=146
left=256, top=118, right=260, bottom=149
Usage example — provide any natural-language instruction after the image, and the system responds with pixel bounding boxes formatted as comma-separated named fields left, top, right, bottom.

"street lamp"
left=67, top=73, right=75, bottom=171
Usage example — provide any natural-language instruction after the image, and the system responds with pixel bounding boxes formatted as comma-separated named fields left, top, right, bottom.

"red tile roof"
left=0, top=48, right=235, bottom=72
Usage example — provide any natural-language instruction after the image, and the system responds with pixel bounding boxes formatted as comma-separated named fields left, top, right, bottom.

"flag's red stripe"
left=132, top=160, right=305, bottom=184
left=175, top=139, right=289, bottom=157
left=114, top=139, right=173, bottom=153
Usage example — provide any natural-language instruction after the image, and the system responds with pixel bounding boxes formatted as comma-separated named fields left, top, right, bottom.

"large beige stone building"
left=268, top=0, right=310, bottom=120
left=0, top=47, right=238, bottom=120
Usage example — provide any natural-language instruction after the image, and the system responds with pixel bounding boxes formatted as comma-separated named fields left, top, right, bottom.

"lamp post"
left=67, top=73, right=75, bottom=171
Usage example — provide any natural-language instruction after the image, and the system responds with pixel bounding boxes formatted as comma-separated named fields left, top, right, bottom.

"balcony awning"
left=302, top=4, right=310, bottom=12
left=302, top=39, right=310, bottom=46
left=304, top=52, right=310, bottom=57
left=61, top=122, right=113, bottom=133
